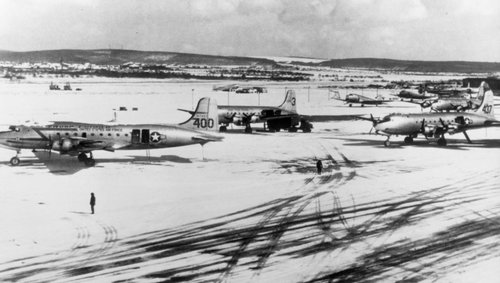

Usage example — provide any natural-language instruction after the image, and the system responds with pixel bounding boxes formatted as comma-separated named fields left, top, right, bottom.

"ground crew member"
left=90, top=192, right=96, bottom=214
left=316, top=159, right=323, bottom=175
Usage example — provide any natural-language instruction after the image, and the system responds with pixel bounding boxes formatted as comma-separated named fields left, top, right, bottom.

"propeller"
left=357, top=114, right=381, bottom=134
left=439, top=118, right=449, bottom=132
left=48, top=134, right=52, bottom=158
left=224, top=112, right=237, bottom=122
left=420, top=118, right=429, bottom=139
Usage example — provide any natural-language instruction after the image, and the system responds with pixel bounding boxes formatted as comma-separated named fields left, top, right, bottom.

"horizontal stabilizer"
left=177, top=108, right=195, bottom=115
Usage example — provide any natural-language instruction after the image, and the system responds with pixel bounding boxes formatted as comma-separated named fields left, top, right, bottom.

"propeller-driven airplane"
left=181, top=90, right=312, bottom=133
left=361, top=82, right=499, bottom=147
left=213, top=84, right=267, bottom=94
left=218, top=89, right=311, bottom=133
left=0, top=97, right=222, bottom=166
left=413, top=96, right=482, bottom=112
left=329, top=89, right=392, bottom=107
left=394, top=88, right=437, bottom=101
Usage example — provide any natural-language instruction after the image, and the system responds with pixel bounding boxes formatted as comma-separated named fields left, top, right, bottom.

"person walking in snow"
left=90, top=192, right=96, bottom=214
left=316, top=159, right=323, bottom=175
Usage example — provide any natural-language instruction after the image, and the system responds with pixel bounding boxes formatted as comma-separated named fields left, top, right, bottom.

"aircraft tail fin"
left=475, top=82, right=495, bottom=118
left=278, top=89, right=297, bottom=113
left=179, top=97, right=219, bottom=131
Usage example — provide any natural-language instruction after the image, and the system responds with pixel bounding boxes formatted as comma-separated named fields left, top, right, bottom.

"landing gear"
left=244, top=125, right=253, bottom=134
left=78, top=152, right=96, bottom=167
left=437, top=137, right=447, bottom=146
left=10, top=150, right=21, bottom=166
left=84, top=158, right=96, bottom=167
left=349, top=104, right=353, bottom=107
left=299, top=120, right=313, bottom=133
left=219, top=125, right=227, bottom=132
left=10, top=157, right=20, bottom=166
left=288, top=127, right=298, bottom=132
left=404, top=136, right=414, bottom=144
left=77, top=152, right=88, bottom=162
left=384, top=136, right=391, bottom=147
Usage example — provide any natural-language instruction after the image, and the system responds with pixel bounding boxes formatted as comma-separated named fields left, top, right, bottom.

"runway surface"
left=1, top=78, right=500, bottom=282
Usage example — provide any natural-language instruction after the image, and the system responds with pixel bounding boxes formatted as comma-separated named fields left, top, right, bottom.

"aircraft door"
left=141, top=129, right=150, bottom=144
left=132, top=129, right=140, bottom=144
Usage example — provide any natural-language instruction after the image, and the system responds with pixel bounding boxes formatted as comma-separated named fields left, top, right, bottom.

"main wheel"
left=288, top=127, right=298, bottom=132
left=303, top=127, right=312, bottom=133
left=10, top=157, right=20, bottom=166
left=244, top=127, right=253, bottom=134
left=219, top=125, right=227, bottom=132
left=84, top=159, right=96, bottom=167
left=78, top=153, right=88, bottom=162
left=404, top=137, right=413, bottom=144
left=437, top=137, right=447, bottom=146
left=384, top=140, right=391, bottom=147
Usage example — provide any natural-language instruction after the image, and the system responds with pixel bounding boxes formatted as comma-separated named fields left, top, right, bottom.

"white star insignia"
left=150, top=132, right=161, bottom=142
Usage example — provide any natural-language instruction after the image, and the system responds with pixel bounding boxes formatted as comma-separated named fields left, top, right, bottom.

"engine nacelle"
left=232, top=117, right=244, bottom=126
left=52, top=138, right=77, bottom=153
left=423, top=126, right=435, bottom=137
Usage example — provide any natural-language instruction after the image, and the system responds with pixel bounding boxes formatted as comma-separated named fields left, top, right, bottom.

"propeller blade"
left=463, top=131, right=472, bottom=144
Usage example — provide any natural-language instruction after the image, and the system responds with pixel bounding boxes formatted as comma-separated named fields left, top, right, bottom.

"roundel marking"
left=150, top=131, right=161, bottom=143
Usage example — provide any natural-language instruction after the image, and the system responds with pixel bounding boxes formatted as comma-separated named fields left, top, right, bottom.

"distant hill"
left=1, top=50, right=500, bottom=73
left=0, top=49, right=278, bottom=66
left=318, top=58, right=500, bottom=73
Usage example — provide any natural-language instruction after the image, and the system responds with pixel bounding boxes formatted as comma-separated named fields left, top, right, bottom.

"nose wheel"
left=384, top=136, right=391, bottom=147
left=10, top=156, right=20, bottom=166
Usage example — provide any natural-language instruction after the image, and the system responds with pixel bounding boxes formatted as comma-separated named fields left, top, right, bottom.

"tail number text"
left=193, top=118, right=215, bottom=128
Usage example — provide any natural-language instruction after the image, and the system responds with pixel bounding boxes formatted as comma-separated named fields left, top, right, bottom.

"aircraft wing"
left=261, top=114, right=299, bottom=121
left=191, top=135, right=224, bottom=143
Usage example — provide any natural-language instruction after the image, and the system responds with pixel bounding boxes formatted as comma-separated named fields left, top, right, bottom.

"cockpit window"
left=9, top=126, right=20, bottom=132
left=381, top=116, right=391, bottom=123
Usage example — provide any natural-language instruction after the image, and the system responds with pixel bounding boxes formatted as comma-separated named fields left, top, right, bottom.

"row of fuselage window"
left=55, top=132, right=129, bottom=138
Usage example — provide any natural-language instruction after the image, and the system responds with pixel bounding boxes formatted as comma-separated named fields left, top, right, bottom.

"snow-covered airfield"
left=1, top=73, right=500, bottom=282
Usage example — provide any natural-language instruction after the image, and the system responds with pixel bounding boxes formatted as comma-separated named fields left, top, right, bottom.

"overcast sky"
left=1, top=0, right=499, bottom=62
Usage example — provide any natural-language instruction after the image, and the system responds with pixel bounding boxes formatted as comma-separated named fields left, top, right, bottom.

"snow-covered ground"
left=1, top=78, right=500, bottom=282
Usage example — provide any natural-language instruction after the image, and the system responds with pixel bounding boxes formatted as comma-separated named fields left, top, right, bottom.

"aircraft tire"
left=437, top=138, right=447, bottom=146
left=288, top=127, right=298, bottom=132
left=404, top=137, right=413, bottom=144
left=10, top=157, right=20, bottom=166
left=302, top=127, right=312, bottom=133
left=84, top=159, right=96, bottom=167
left=78, top=153, right=88, bottom=162
left=219, top=126, right=227, bottom=132
left=244, top=127, right=253, bottom=134
left=384, top=140, right=390, bottom=147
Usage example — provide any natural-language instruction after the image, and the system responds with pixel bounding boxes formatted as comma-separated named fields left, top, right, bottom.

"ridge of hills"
left=1, top=49, right=500, bottom=73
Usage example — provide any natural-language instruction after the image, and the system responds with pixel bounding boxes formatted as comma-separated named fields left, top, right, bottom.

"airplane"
left=412, top=96, right=482, bottom=112
left=180, top=90, right=312, bottom=133
left=361, top=82, right=499, bottom=147
left=394, top=88, right=437, bottom=101
left=0, top=97, right=223, bottom=167
left=235, top=86, right=267, bottom=94
left=213, top=84, right=267, bottom=93
left=329, top=89, right=393, bottom=107
left=213, top=84, right=239, bottom=92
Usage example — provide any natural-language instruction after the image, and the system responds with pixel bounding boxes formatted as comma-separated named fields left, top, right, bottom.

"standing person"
left=90, top=193, right=96, bottom=214
left=316, top=159, right=323, bottom=175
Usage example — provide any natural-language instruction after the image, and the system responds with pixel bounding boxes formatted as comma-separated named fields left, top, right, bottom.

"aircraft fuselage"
left=0, top=122, right=219, bottom=154
left=218, top=106, right=294, bottom=124
left=374, top=112, right=491, bottom=136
